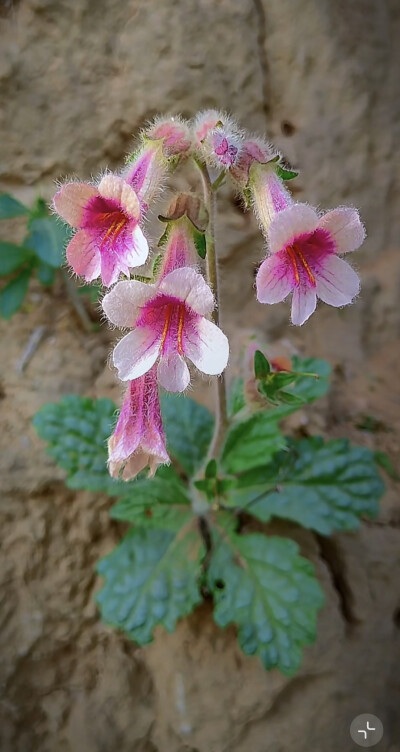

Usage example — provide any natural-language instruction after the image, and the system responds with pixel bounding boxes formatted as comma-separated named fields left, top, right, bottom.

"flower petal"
left=66, top=230, right=101, bottom=281
left=184, top=318, right=229, bottom=375
left=291, top=285, right=317, bottom=326
left=315, top=254, right=360, bottom=307
left=157, top=352, right=190, bottom=392
left=53, top=182, right=99, bottom=228
left=100, top=252, right=122, bottom=288
left=98, top=175, right=141, bottom=220
left=113, top=328, right=160, bottom=381
left=159, top=267, right=214, bottom=315
left=269, top=204, right=319, bottom=254
left=127, top=225, right=150, bottom=267
left=319, top=208, right=366, bottom=254
left=102, top=279, right=155, bottom=327
left=256, top=252, right=293, bottom=303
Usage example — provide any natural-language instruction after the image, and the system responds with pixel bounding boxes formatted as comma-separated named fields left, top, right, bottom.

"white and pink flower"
left=256, top=203, right=365, bottom=326
left=108, top=366, right=169, bottom=480
left=102, top=267, right=229, bottom=393
left=53, top=174, right=149, bottom=287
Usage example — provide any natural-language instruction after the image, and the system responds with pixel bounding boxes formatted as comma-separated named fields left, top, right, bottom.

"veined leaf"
left=230, top=437, right=383, bottom=534
left=208, top=527, right=324, bottom=675
left=221, top=410, right=285, bottom=474
left=97, top=524, right=204, bottom=644
left=111, top=475, right=192, bottom=530
left=161, top=393, right=214, bottom=477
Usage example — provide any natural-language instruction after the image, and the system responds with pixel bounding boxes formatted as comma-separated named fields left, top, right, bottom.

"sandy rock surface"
left=1, top=1, right=400, bottom=750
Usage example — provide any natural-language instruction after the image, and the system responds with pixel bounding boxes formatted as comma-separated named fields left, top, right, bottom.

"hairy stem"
left=195, top=160, right=228, bottom=460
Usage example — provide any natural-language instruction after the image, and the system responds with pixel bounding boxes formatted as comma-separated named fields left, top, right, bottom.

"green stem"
left=195, top=160, right=228, bottom=460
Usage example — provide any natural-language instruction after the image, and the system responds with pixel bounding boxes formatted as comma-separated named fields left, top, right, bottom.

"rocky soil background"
left=0, top=1, right=399, bottom=750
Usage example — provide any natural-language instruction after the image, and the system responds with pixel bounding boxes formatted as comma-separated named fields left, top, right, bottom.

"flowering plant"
left=33, top=112, right=385, bottom=675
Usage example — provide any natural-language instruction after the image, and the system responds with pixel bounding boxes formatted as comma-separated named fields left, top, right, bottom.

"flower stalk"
left=195, top=158, right=228, bottom=460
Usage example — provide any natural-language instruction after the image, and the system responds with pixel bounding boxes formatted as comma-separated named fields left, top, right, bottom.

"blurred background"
left=0, top=1, right=399, bottom=750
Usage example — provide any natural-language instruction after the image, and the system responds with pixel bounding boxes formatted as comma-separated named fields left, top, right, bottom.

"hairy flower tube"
left=124, top=117, right=192, bottom=210
left=108, top=366, right=169, bottom=480
left=256, top=202, right=365, bottom=325
left=102, top=267, right=229, bottom=393
left=54, top=175, right=148, bottom=287
left=193, top=109, right=243, bottom=170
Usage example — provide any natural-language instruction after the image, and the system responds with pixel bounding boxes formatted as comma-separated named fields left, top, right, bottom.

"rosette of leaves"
left=33, top=354, right=385, bottom=676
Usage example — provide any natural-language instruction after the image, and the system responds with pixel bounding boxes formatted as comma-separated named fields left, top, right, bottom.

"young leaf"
left=228, top=377, right=245, bottom=416
left=32, top=395, right=132, bottom=496
left=0, top=268, right=31, bottom=319
left=0, top=194, right=30, bottom=220
left=231, top=437, right=384, bottom=535
left=0, top=242, right=33, bottom=276
left=263, top=356, right=330, bottom=419
left=96, top=524, right=204, bottom=644
left=111, top=475, right=192, bottom=530
left=275, top=166, right=299, bottom=181
left=254, top=350, right=271, bottom=378
left=161, top=393, right=214, bottom=477
left=208, top=529, right=324, bottom=675
left=221, top=410, right=285, bottom=474
left=193, top=229, right=207, bottom=259
left=27, top=216, right=69, bottom=268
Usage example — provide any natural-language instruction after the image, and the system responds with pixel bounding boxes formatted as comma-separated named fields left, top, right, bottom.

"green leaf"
left=111, top=475, right=192, bottom=530
left=205, top=459, right=218, bottom=478
left=231, top=437, right=384, bottom=534
left=269, top=356, right=331, bottom=419
left=96, top=524, right=204, bottom=644
left=193, top=229, right=207, bottom=259
left=254, top=350, right=270, bottom=378
left=77, top=282, right=102, bottom=303
left=37, top=261, right=56, bottom=286
left=374, top=451, right=399, bottom=481
left=0, top=194, right=30, bottom=219
left=161, top=393, right=214, bottom=477
left=275, top=166, right=299, bottom=181
left=27, top=216, right=69, bottom=268
left=228, top=377, right=245, bottom=417
left=221, top=410, right=285, bottom=474
left=32, top=395, right=132, bottom=496
left=0, top=269, right=31, bottom=318
left=0, top=242, right=33, bottom=276
left=208, top=529, right=324, bottom=675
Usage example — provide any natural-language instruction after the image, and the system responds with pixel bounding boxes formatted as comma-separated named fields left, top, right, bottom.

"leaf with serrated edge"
left=96, top=524, right=204, bottom=643
left=111, top=476, right=192, bottom=530
left=32, top=395, right=135, bottom=496
left=208, top=528, right=324, bottom=675
left=221, top=411, right=285, bottom=474
left=230, top=437, right=383, bottom=534
left=161, top=393, right=214, bottom=477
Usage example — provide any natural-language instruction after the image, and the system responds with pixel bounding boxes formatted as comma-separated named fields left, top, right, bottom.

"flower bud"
left=124, top=117, right=192, bottom=210
left=158, top=193, right=208, bottom=277
left=193, top=109, right=243, bottom=170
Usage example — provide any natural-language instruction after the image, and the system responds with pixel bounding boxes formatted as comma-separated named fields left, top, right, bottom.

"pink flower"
left=230, top=137, right=275, bottom=187
left=256, top=204, right=365, bottom=326
left=124, top=117, right=192, bottom=210
left=108, top=367, right=169, bottom=480
left=102, top=267, right=229, bottom=392
left=193, top=110, right=242, bottom=170
left=53, top=175, right=149, bottom=287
